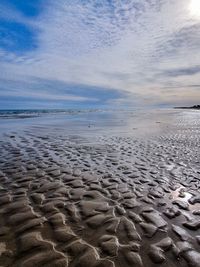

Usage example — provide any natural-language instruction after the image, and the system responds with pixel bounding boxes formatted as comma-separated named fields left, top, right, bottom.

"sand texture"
left=0, top=110, right=200, bottom=267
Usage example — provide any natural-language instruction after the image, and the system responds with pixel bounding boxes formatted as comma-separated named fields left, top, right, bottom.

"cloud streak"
left=160, top=65, right=200, bottom=77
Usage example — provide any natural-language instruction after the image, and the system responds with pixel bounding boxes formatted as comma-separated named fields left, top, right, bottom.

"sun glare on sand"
left=189, top=0, right=200, bottom=18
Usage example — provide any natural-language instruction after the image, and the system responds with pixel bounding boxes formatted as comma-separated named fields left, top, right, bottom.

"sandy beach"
left=0, top=109, right=200, bottom=267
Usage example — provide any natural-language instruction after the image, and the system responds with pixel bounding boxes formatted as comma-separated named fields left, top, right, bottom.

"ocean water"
left=0, top=109, right=129, bottom=135
left=0, top=109, right=100, bottom=119
left=0, top=108, right=178, bottom=137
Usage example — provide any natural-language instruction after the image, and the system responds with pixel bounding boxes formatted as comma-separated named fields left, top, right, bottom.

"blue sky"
left=0, top=0, right=200, bottom=109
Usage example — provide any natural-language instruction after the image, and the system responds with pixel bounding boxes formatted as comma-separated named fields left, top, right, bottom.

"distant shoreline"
left=174, top=105, right=200, bottom=110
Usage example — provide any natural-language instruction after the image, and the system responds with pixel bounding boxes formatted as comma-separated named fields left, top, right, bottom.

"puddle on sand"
left=171, top=186, right=192, bottom=201
left=171, top=186, right=200, bottom=211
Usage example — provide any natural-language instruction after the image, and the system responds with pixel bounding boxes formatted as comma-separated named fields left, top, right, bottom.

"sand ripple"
left=0, top=115, right=200, bottom=267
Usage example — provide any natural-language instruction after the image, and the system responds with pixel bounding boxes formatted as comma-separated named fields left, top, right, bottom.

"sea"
left=0, top=108, right=189, bottom=137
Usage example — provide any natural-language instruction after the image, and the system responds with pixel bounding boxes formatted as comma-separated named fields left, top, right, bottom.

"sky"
left=0, top=0, right=200, bottom=109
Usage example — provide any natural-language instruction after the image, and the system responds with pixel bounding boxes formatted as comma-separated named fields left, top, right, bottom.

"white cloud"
left=1, top=0, right=200, bottom=106
left=0, top=89, right=96, bottom=101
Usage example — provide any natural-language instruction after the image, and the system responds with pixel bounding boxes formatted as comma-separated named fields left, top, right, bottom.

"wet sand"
left=0, top=109, right=200, bottom=267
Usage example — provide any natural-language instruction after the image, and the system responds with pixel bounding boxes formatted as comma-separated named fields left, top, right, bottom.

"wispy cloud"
left=0, top=77, right=131, bottom=108
left=160, top=65, right=200, bottom=77
left=0, top=0, right=200, bottom=108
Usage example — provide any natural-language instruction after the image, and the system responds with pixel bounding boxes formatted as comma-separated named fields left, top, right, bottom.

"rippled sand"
left=0, top=109, right=200, bottom=267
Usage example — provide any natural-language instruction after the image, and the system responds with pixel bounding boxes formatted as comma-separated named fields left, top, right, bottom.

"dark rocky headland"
left=174, top=105, right=200, bottom=109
